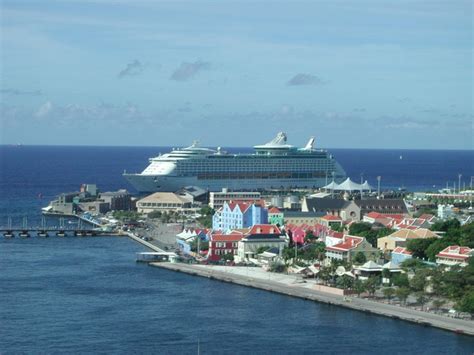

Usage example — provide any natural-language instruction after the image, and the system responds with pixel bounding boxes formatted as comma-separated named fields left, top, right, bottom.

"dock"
left=151, top=262, right=474, bottom=337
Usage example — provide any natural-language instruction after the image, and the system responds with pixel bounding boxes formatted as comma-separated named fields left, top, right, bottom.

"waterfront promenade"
left=151, top=262, right=474, bottom=336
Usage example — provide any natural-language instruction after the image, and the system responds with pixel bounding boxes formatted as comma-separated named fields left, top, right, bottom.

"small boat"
left=74, top=230, right=85, bottom=237
left=19, top=230, right=30, bottom=238
left=3, top=231, right=14, bottom=238
left=38, top=230, right=49, bottom=237
left=56, top=230, right=66, bottom=237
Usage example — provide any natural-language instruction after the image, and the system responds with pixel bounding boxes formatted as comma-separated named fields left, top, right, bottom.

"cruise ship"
left=123, top=132, right=346, bottom=193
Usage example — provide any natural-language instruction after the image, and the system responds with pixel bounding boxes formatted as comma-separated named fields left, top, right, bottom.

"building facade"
left=212, top=201, right=268, bottom=231
left=209, top=189, right=261, bottom=210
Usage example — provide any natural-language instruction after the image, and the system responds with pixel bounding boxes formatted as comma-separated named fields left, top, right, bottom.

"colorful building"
left=268, top=207, right=284, bottom=226
left=208, top=231, right=246, bottom=262
left=212, top=201, right=268, bottom=231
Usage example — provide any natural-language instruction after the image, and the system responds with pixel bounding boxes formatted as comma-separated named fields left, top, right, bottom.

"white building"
left=209, top=188, right=261, bottom=210
left=436, top=246, right=472, bottom=267
left=437, top=204, right=454, bottom=219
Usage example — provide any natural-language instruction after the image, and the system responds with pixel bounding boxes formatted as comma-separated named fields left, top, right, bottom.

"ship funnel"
left=303, top=137, right=315, bottom=151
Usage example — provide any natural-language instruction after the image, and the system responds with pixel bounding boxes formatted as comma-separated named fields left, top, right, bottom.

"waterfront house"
left=212, top=201, right=268, bottom=231
left=436, top=246, right=473, bottom=267
left=208, top=231, right=246, bottom=262
left=235, top=225, right=287, bottom=262
left=325, top=235, right=379, bottom=263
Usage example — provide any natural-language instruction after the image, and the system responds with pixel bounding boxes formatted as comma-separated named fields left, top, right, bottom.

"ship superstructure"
left=123, top=132, right=346, bottom=193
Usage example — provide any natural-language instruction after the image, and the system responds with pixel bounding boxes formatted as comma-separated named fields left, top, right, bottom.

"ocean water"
left=1, top=237, right=473, bottom=354
left=0, top=145, right=473, bottom=225
left=1, top=145, right=474, bottom=353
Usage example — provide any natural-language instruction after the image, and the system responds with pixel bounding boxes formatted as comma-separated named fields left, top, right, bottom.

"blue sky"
left=1, top=0, right=472, bottom=148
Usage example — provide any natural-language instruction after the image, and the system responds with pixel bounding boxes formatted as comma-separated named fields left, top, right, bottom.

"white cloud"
left=35, top=101, right=53, bottom=118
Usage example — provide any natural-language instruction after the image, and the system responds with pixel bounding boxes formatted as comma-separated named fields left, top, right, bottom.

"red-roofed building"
left=325, top=235, right=379, bottom=263
left=436, top=246, right=473, bottom=267
left=208, top=231, right=246, bottom=262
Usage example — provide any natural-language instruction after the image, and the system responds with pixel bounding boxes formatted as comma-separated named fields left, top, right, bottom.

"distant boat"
left=400, top=155, right=403, bottom=160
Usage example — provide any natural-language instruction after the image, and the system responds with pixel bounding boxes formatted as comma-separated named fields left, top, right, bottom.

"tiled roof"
left=227, top=202, right=252, bottom=213
left=211, top=233, right=246, bottom=242
left=326, top=236, right=363, bottom=252
left=436, top=245, right=472, bottom=260
left=268, top=207, right=281, bottom=213
left=392, top=247, right=412, bottom=255
left=249, top=224, right=281, bottom=235
left=322, top=214, right=342, bottom=221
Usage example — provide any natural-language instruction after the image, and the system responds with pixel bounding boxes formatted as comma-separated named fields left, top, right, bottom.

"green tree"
left=392, top=273, right=410, bottom=288
left=336, top=275, right=354, bottom=290
left=396, top=287, right=411, bottom=305
left=353, top=279, right=366, bottom=297
left=400, top=258, right=428, bottom=272
left=282, top=247, right=295, bottom=266
left=406, top=238, right=437, bottom=259
left=147, top=210, right=162, bottom=219
left=410, top=270, right=429, bottom=292
left=353, top=251, right=367, bottom=265
left=456, top=290, right=474, bottom=315
left=415, top=291, right=428, bottom=310
left=318, top=266, right=333, bottom=284
left=222, top=253, right=234, bottom=262
left=364, top=276, right=379, bottom=297
left=349, top=222, right=372, bottom=235
left=383, top=287, right=396, bottom=303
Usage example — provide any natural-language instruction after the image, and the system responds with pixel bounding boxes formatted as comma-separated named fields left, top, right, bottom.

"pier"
left=151, top=262, right=474, bottom=337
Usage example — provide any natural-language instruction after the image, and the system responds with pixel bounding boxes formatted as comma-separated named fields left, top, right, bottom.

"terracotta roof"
left=326, top=236, right=363, bottom=252
left=436, top=246, right=472, bottom=260
left=268, top=207, right=281, bottom=213
left=227, top=201, right=252, bottom=213
left=419, top=214, right=435, bottom=221
left=249, top=224, right=281, bottom=235
left=322, top=214, right=342, bottom=221
left=392, top=247, right=412, bottom=255
left=389, top=228, right=437, bottom=240
left=211, top=232, right=246, bottom=242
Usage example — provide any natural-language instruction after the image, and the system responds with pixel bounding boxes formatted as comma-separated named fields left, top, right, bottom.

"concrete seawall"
left=151, top=262, right=474, bottom=337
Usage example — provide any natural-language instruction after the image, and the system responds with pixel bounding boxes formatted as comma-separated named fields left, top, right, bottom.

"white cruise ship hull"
left=123, top=173, right=344, bottom=193
left=123, top=133, right=347, bottom=193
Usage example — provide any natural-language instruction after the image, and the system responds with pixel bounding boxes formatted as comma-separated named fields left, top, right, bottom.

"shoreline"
left=150, top=262, right=474, bottom=337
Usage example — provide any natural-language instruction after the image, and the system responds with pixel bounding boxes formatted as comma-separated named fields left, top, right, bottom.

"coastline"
left=150, top=262, right=474, bottom=337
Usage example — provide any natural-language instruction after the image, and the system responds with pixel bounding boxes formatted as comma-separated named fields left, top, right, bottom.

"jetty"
left=151, top=262, right=474, bottom=336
